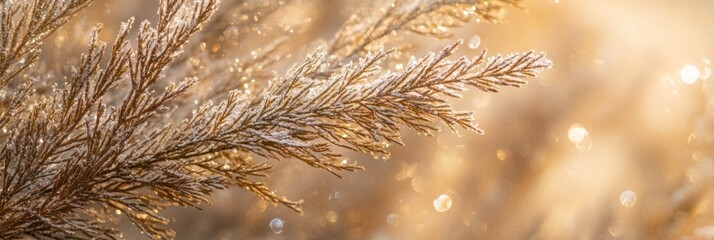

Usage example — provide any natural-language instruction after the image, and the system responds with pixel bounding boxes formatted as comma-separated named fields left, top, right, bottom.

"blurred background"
left=45, top=0, right=714, bottom=239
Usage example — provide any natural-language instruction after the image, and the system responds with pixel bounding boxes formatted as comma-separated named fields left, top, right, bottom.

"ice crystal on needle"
left=0, top=0, right=549, bottom=239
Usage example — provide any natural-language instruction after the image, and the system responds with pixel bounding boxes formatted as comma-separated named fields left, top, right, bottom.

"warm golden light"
left=4, top=0, right=714, bottom=239
left=681, top=65, right=700, bottom=84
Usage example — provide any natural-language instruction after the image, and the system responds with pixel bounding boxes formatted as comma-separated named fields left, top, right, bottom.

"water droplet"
left=221, top=164, right=230, bottom=171
left=269, top=218, right=284, bottom=234
left=386, top=213, right=399, bottom=225
left=411, top=176, right=426, bottom=192
left=568, top=124, right=588, bottom=144
left=326, top=210, right=338, bottom=223
left=211, top=44, right=221, bottom=53
left=463, top=212, right=479, bottom=226
left=688, top=132, right=697, bottom=144
left=468, top=35, right=481, bottom=49
left=54, top=30, right=68, bottom=47
left=496, top=149, right=508, bottom=161
left=619, top=190, right=637, bottom=208
left=433, top=194, right=452, bottom=212
left=681, top=65, right=700, bottom=84
left=190, top=57, right=201, bottom=67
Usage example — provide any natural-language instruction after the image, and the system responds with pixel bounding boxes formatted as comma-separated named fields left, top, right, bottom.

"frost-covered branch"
left=0, top=0, right=550, bottom=239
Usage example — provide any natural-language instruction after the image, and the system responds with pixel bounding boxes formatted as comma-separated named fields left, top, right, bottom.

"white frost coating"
left=248, top=129, right=312, bottom=148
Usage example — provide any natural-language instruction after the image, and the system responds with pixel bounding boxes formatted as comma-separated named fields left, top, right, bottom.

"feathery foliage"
left=0, top=0, right=551, bottom=238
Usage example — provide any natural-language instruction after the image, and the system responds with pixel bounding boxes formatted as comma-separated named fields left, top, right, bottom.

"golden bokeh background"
left=44, top=0, right=714, bottom=239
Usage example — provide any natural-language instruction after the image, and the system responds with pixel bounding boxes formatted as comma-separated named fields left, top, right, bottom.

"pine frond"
left=0, top=0, right=551, bottom=238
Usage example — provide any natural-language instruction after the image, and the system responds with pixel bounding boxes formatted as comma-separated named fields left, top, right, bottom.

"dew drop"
left=269, top=217, right=284, bottom=234
left=568, top=124, right=588, bottom=144
left=221, top=164, right=230, bottom=171
left=386, top=213, right=399, bottom=225
left=211, top=44, right=221, bottom=53
left=433, top=194, right=453, bottom=212
left=463, top=212, right=479, bottom=226
left=681, top=65, right=700, bottom=84
left=326, top=210, right=338, bottom=223
left=619, top=190, right=637, bottom=208
left=54, top=32, right=67, bottom=47
left=496, top=149, right=508, bottom=161
left=411, top=176, right=426, bottom=192
left=190, top=57, right=201, bottom=67
left=468, top=35, right=481, bottom=49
